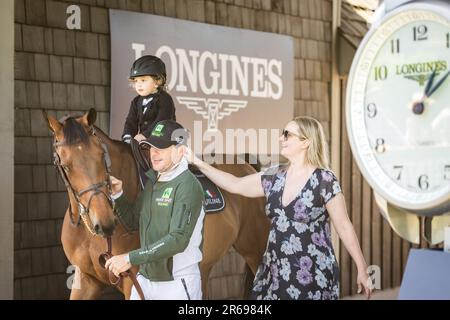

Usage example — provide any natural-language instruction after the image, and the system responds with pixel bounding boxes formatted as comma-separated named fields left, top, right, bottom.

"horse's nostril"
left=94, top=224, right=101, bottom=234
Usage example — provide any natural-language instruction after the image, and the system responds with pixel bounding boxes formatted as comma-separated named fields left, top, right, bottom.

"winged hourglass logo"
left=404, top=72, right=438, bottom=86
left=177, top=97, right=248, bottom=131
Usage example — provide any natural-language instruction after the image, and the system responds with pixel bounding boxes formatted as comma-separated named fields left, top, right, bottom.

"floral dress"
left=251, top=165, right=342, bottom=300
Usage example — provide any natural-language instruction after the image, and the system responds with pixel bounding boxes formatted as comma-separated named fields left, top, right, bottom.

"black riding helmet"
left=129, top=55, right=166, bottom=79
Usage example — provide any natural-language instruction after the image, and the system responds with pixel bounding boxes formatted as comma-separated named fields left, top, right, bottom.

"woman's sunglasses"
left=282, top=129, right=304, bottom=141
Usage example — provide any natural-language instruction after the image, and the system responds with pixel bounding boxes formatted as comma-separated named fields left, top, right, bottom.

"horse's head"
left=42, top=108, right=116, bottom=237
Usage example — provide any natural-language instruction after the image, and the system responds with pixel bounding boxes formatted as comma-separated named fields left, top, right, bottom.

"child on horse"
left=122, top=55, right=176, bottom=144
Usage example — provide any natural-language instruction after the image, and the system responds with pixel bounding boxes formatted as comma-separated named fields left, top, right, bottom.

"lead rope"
left=99, top=237, right=145, bottom=300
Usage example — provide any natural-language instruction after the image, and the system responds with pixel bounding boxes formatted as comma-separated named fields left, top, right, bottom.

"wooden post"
left=0, top=0, right=14, bottom=300
left=331, top=0, right=342, bottom=260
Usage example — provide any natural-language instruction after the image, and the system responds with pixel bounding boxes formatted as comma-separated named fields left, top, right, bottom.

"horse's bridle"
left=52, top=117, right=145, bottom=299
left=52, top=123, right=115, bottom=235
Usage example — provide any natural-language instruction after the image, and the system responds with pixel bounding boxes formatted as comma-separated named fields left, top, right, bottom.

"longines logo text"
left=132, top=44, right=283, bottom=99
left=110, top=11, right=293, bottom=146
left=396, top=60, right=447, bottom=85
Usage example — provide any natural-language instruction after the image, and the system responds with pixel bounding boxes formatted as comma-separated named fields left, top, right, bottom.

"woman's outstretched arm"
left=184, top=148, right=265, bottom=198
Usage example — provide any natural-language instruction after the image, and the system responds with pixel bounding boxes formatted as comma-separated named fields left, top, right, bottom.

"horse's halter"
left=52, top=119, right=115, bottom=235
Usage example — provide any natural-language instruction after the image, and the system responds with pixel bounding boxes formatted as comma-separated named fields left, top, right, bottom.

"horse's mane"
left=93, top=125, right=120, bottom=143
left=61, top=116, right=130, bottom=154
left=62, top=118, right=90, bottom=145
left=92, top=125, right=132, bottom=154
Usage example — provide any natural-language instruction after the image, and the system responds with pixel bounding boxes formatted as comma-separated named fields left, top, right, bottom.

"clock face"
left=347, top=5, right=450, bottom=210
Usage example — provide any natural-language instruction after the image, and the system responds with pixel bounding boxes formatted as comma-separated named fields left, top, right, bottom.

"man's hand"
left=110, top=176, right=123, bottom=195
left=105, top=254, right=131, bottom=277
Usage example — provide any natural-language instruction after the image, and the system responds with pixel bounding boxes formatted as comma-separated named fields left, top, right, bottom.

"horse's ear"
left=42, top=109, right=62, bottom=134
left=82, top=108, right=97, bottom=127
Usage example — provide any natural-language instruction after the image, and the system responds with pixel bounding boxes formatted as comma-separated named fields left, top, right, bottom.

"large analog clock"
left=346, top=1, right=450, bottom=212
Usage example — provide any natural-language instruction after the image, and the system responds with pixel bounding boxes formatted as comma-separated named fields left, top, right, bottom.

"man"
left=106, top=120, right=205, bottom=300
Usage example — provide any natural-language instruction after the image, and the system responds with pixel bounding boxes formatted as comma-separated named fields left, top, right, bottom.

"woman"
left=185, top=116, right=372, bottom=300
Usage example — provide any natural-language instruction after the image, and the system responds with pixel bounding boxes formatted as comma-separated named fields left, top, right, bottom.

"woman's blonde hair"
left=292, top=116, right=330, bottom=169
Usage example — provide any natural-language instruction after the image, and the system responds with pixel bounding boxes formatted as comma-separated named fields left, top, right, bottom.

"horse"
left=42, top=108, right=270, bottom=299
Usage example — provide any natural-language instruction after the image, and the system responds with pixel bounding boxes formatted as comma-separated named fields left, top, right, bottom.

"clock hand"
left=424, top=69, right=437, bottom=97
left=412, top=69, right=445, bottom=115
left=427, top=70, right=450, bottom=97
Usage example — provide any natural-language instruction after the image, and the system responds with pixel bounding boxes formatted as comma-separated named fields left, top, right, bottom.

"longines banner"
left=110, top=10, right=294, bottom=155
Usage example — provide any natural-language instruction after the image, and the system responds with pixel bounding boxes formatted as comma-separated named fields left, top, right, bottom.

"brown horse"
left=43, top=108, right=269, bottom=299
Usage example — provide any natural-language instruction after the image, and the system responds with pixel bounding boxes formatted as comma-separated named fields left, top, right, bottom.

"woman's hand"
left=134, top=134, right=146, bottom=142
left=110, top=176, right=123, bottom=195
left=182, top=146, right=264, bottom=198
left=182, top=146, right=203, bottom=167
left=357, top=269, right=373, bottom=299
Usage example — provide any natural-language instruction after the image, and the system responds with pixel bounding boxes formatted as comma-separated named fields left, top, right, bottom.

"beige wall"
left=0, top=0, right=14, bottom=300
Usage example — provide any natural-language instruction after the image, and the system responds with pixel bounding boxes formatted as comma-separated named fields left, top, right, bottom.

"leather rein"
left=98, top=237, right=145, bottom=300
